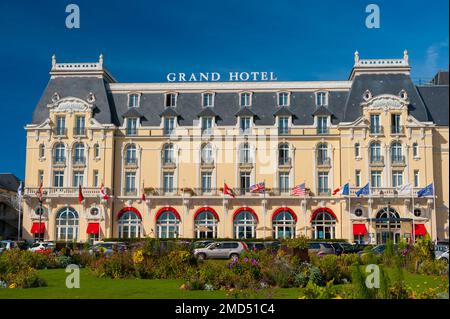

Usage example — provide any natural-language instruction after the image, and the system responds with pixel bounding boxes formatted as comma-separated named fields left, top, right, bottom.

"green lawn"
left=0, top=267, right=446, bottom=299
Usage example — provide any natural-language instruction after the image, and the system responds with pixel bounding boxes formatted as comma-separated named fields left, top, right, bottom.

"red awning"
left=414, top=224, right=427, bottom=236
left=86, top=223, right=100, bottom=235
left=31, top=222, right=45, bottom=234
left=353, top=224, right=368, bottom=236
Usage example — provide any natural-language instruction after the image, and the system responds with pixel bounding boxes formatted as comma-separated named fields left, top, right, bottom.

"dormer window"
left=317, top=116, right=329, bottom=134
left=128, top=93, right=140, bottom=108
left=316, top=92, right=328, bottom=107
left=240, top=117, right=252, bottom=134
left=126, top=118, right=138, bottom=136
left=165, top=93, right=177, bottom=107
left=202, top=92, right=214, bottom=108
left=278, top=92, right=289, bottom=107
left=164, top=117, right=175, bottom=135
left=201, top=117, right=213, bottom=135
left=240, top=92, right=252, bottom=107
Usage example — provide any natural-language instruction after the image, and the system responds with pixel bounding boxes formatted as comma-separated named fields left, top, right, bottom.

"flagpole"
left=348, top=182, right=351, bottom=243
left=303, top=180, right=307, bottom=237
left=368, top=183, right=373, bottom=245
left=411, top=184, right=415, bottom=244
left=17, top=182, right=22, bottom=241
left=263, top=180, right=266, bottom=240
left=223, top=179, right=226, bottom=239
left=432, top=183, right=436, bottom=242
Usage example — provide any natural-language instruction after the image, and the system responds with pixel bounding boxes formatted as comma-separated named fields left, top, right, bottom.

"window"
left=233, top=210, right=257, bottom=239
left=414, top=170, right=420, bottom=187
left=125, top=172, right=136, bottom=194
left=240, top=93, right=251, bottom=107
left=317, top=116, right=328, bottom=134
left=94, top=143, right=100, bottom=159
left=370, top=142, right=382, bottom=163
left=412, top=143, right=419, bottom=158
left=39, top=144, right=45, bottom=159
left=391, top=114, right=401, bottom=134
left=157, top=211, right=180, bottom=238
left=278, top=116, right=289, bottom=135
left=272, top=210, right=296, bottom=239
left=318, top=172, right=329, bottom=194
left=392, top=171, right=403, bottom=188
left=202, top=93, right=214, bottom=107
left=125, top=144, right=137, bottom=165
left=73, top=143, right=85, bottom=164
left=239, top=143, right=251, bottom=164
left=355, top=143, right=360, bottom=158
left=55, top=116, right=66, bottom=136
left=128, top=94, right=140, bottom=108
left=162, top=144, right=174, bottom=164
left=354, top=208, right=363, bottom=217
left=195, top=210, right=218, bottom=238
left=355, top=170, right=361, bottom=187
left=316, top=92, right=328, bottom=106
left=163, top=172, right=174, bottom=193
left=201, top=143, right=213, bottom=164
left=165, top=93, right=177, bottom=107
left=391, top=142, right=403, bottom=163
left=164, top=117, right=175, bottom=135
left=240, top=117, right=251, bottom=134
left=126, top=118, right=138, bottom=136
left=312, top=210, right=336, bottom=239
left=201, top=117, right=213, bottom=135
left=239, top=172, right=251, bottom=195
left=279, top=172, right=290, bottom=193
left=56, top=207, right=79, bottom=241
left=370, top=114, right=381, bottom=134
left=38, top=170, right=44, bottom=185
left=317, top=143, right=328, bottom=165
left=53, top=170, right=64, bottom=187
left=53, top=143, right=66, bottom=163
left=93, top=170, right=99, bottom=187
left=118, top=211, right=141, bottom=239
left=371, top=171, right=382, bottom=188
left=73, top=171, right=84, bottom=187
left=201, top=172, right=212, bottom=193
left=278, top=92, right=289, bottom=107
left=278, top=143, right=290, bottom=165
left=74, top=116, right=85, bottom=135
left=413, top=208, right=422, bottom=217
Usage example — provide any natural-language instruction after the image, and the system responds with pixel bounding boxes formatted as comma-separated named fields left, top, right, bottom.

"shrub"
left=417, top=259, right=448, bottom=276
left=299, top=280, right=337, bottom=299
left=89, top=252, right=135, bottom=279
left=5, top=267, right=47, bottom=288
left=310, top=254, right=353, bottom=284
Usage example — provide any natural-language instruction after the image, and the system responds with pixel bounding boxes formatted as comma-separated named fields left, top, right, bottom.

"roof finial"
left=99, top=53, right=103, bottom=66
left=52, top=54, right=56, bottom=67
left=354, top=51, right=360, bottom=64
left=403, top=49, right=409, bottom=63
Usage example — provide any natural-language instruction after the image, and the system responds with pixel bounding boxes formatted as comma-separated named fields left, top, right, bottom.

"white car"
left=437, top=249, right=449, bottom=263
left=0, top=240, right=16, bottom=253
left=28, top=242, right=55, bottom=252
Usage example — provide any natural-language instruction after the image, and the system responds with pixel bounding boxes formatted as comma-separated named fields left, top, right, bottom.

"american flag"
left=291, top=183, right=307, bottom=196
left=250, top=182, right=265, bottom=193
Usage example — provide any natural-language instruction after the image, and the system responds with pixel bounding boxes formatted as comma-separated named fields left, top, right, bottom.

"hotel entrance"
left=375, top=207, right=402, bottom=244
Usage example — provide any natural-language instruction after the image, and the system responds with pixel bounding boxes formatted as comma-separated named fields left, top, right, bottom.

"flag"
left=356, top=183, right=370, bottom=197
left=418, top=183, right=433, bottom=197
left=100, top=184, right=110, bottom=200
left=223, top=183, right=236, bottom=198
left=332, top=183, right=349, bottom=196
left=37, top=182, right=43, bottom=201
left=17, top=181, right=23, bottom=197
left=397, top=183, right=411, bottom=196
left=250, top=182, right=265, bottom=193
left=291, top=183, right=306, bottom=196
left=78, top=184, right=84, bottom=203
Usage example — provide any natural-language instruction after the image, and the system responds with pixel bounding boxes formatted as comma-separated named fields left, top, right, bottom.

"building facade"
left=0, top=173, right=21, bottom=240
left=22, top=52, right=449, bottom=244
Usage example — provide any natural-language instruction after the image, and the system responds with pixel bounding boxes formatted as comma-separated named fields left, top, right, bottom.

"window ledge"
left=413, top=156, right=420, bottom=161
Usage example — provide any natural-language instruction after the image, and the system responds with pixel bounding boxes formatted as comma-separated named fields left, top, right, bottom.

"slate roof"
left=121, top=108, right=146, bottom=119
left=235, top=107, right=257, bottom=117
left=197, top=107, right=219, bottom=118
left=0, top=174, right=21, bottom=192
left=273, top=107, right=294, bottom=117
left=416, top=85, right=449, bottom=126
left=159, top=107, right=179, bottom=118
left=312, top=106, right=334, bottom=117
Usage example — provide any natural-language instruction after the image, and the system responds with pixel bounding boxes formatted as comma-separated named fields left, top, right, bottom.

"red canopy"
left=86, top=223, right=100, bottom=235
left=414, top=224, right=427, bottom=236
left=353, top=224, right=368, bottom=236
left=31, top=222, right=45, bottom=234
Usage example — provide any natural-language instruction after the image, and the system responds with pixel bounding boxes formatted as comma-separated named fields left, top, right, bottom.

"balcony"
left=124, top=157, right=138, bottom=167
left=391, top=126, right=405, bottom=136
left=200, top=159, right=215, bottom=169
left=73, top=127, right=86, bottom=137
left=126, top=128, right=137, bottom=136
left=370, top=155, right=385, bottom=166
left=369, top=126, right=384, bottom=136
left=162, top=159, right=176, bottom=169
left=24, top=186, right=107, bottom=198
left=123, top=188, right=137, bottom=196
left=317, top=188, right=331, bottom=196
left=317, top=157, right=331, bottom=168
left=278, top=157, right=292, bottom=168
left=52, top=156, right=66, bottom=166
left=317, top=127, right=329, bottom=135
left=238, top=159, right=253, bottom=170
left=348, top=187, right=428, bottom=198
left=391, top=155, right=406, bottom=166
left=278, top=127, right=290, bottom=135
left=72, top=156, right=86, bottom=167
left=54, top=127, right=67, bottom=137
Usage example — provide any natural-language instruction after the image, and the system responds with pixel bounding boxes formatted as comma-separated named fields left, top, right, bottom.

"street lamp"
left=35, top=190, right=47, bottom=242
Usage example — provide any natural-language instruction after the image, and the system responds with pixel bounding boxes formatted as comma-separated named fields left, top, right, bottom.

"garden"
left=0, top=237, right=448, bottom=299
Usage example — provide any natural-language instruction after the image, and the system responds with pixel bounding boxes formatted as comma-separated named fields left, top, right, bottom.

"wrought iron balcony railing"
left=73, top=127, right=86, bottom=136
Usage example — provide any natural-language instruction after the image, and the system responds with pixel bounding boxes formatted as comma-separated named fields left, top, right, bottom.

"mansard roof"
left=312, top=106, right=334, bottom=117
left=159, top=107, right=179, bottom=118
left=273, top=107, right=294, bottom=117
left=121, top=108, right=146, bottom=119
left=197, top=107, right=219, bottom=118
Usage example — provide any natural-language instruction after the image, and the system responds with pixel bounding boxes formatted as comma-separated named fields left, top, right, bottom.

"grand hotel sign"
left=166, top=71, right=278, bottom=82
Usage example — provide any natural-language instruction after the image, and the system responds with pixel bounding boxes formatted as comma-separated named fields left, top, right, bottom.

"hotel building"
left=22, top=52, right=449, bottom=244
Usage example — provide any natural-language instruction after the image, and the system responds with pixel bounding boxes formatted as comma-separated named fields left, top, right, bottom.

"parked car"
left=330, top=242, right=349, bottom=255
left=192, top=240, right=215, bottom=249
left=247, top=242, right=265, bottom=251
left=436, top=249, right=448, bottom=263
left=89, top=242, right=127, bottom=255
left=358, top=244, right=386, bottom=257
left=434, top=240, right=449, bottom=259
left=0, top=240, right=16, bottom=253
left=193, top=241, right=248, bottom=260
left=28, top=242, right=55, bottom=253
left=264, top=241, right=281, bottom=250
left=308, top=242, right=335, bottom=256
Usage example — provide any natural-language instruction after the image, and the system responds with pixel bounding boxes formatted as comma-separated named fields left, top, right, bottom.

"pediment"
left=360, top=94, right=408, bottom=111
left=47, top=96, right=94, bottom=113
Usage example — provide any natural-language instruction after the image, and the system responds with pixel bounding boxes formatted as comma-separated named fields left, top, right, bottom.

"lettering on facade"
left=166, top=72, right=278, bottom=82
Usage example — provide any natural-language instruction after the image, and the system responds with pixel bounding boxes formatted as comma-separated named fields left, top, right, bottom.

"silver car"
left=437, top=249, right=449, bottom=263
left=308, top=242, right=335, bottom=256
left=193, top=241, right=248, bottom=260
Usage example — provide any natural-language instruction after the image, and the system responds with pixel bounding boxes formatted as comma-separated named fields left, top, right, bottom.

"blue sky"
left=0, top=0, right=448, bottom=180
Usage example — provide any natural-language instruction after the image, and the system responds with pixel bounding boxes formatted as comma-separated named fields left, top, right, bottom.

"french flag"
left=332, top=183, right=349, bottom=196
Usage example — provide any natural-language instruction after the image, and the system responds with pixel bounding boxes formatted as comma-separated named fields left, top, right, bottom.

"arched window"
left=53, top=143, right=66, bottom=163
left=118, top=211, right=141, bottom=239
left=201, top=143, right=213, bottom=164
left=125, top=144, right=137, bottom=164
left=370, top=141, right=382, bottom=162
left=278, top=143, right=290, bottom=165
left=391, top=142, right=402, bottom=162
left=375, top=207, right=401, bottom=229
left=156, top=210, right=180, bottom=238
left=194, top=209, right=218, bottom=238
left=239, top=143, right=251, bottom=164
left=272, top=209, right=296, bottom=239
left=73, top=143, right=85, bottom=164
left=56, top=207, right=79, bottom=241
left=311, top=209, right=336, bottom=239
left=317, top=143, right=328, bottom=165
left=233, top=210, right=257, bottom=239
left=162, top=143, right=175, bottom=164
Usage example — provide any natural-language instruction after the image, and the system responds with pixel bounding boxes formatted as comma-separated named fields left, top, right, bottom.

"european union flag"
left=341, top=183, right=350, bottom=196
left=356, top=183, right=370, bottom=197
left=418, top=183, right=433, bottom=197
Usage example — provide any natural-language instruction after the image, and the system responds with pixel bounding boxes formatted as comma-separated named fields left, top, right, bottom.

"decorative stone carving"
left=47, top=96, right=94, bottom=114
left=361, top=94, right=408, bottom=112
left=51, top=92, right=60, bottom=103
left=87, top=92, right=96, bottom=103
